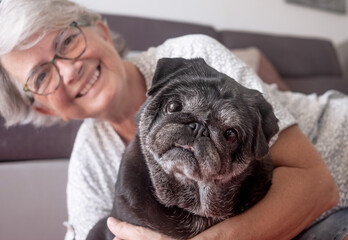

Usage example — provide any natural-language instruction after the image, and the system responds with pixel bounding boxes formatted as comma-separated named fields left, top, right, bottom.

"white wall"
left=72, top=0, right=348, bottom=46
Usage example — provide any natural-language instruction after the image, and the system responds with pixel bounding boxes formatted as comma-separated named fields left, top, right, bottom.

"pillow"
left=232, top=47, right=260, bottom=73
left=231, top=47, right=289, bottom=91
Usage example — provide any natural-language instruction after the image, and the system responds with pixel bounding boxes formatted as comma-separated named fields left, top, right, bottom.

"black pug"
left=87, top=57, right=279, bottom=240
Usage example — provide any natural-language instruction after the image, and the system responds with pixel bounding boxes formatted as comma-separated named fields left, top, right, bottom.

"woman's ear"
left=94, top=20, right=113, bottom=44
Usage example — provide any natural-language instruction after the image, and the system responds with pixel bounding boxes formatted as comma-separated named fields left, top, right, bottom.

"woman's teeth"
left=78, top=68, right=100, bottom=97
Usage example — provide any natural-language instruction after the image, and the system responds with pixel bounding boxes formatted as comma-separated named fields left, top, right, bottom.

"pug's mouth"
left=174, top=143, right=195, bottom=153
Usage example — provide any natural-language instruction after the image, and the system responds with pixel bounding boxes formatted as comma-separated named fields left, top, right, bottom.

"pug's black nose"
left=188, top=122, right=209, bottom=137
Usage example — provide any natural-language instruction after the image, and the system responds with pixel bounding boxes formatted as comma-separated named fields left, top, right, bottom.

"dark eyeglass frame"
left=23, top=21, right=87, bottom=96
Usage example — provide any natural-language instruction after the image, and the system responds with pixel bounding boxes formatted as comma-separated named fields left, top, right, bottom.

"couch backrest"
left=103, top=14, right=219, bottom=51
left=219, top=30, right=342, bottom=78
left=103, top=14, right=343, bottom=79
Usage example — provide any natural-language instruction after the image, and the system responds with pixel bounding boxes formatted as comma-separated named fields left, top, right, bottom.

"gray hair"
left=0, top=0, right=127, bottom=127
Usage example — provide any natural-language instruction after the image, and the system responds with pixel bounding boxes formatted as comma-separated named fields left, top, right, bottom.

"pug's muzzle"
left=149, top=120, right=241, bottom=185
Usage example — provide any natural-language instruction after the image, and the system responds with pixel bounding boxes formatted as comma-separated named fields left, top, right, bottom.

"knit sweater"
left=64, top=34, right=348, bottom=240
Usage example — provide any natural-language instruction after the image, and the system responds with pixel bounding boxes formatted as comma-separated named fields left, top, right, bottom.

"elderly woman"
left=0, top=0, right=346, bottom=239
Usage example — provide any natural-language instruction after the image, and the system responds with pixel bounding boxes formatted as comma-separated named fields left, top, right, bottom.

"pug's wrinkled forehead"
left=161, top=79, right=247, bottom=122
left=142, top=59, right=247, bottom=134
left=140, top=57, right=278, bottom=143
left=149, top=59, right=256, bottom=113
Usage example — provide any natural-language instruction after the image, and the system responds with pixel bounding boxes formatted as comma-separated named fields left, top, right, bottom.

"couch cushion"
left=220, top=31, right=343, bottom=79
left=283, top=76, right=348, bottom=94
left=0, top=117, right=81, bottom=161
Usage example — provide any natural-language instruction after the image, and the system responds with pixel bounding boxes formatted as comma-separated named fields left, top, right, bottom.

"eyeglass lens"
left=54, top=25, right=86, bottom=59
left=28, top=63, right=59, bottom=94
left=26, top=24, right=86, bottom=95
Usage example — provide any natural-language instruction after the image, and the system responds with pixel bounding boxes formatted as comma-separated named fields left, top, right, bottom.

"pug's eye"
left=165, top=101, right=182, bottom=114
left=224, top=128, right=238, bottom=143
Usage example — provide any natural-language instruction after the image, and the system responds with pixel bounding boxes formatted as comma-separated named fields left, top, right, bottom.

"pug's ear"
left=148, top=57, right=193, bottom=96
left=252, top=94, right=279, bottom=160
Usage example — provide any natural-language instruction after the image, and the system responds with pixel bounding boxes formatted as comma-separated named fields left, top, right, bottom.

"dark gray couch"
left=0, top=14, right=346, bottom=240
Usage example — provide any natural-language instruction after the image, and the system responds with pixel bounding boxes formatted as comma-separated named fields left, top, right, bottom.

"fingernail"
left=107, top=217, right=118, bottom=227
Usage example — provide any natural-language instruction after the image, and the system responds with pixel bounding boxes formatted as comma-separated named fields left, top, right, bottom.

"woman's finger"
left=107, top=217, right=174, bottom=240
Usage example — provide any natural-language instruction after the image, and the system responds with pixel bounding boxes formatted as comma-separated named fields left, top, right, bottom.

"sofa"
left=0, top=13, right=346, bottom=240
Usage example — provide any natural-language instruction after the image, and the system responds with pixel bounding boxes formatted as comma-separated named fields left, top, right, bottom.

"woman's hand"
left=107, top=217, right=176, bottom=240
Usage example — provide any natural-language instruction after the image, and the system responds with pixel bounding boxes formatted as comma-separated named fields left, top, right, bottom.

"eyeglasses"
left=23, top=21, right=87, bottom=96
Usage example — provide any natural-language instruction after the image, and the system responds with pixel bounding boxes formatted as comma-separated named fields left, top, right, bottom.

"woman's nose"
left=54, top=58, right=83, bottom=84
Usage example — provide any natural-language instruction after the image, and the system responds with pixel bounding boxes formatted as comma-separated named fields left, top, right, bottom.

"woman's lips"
left=76, top=65, right=100, bottom=98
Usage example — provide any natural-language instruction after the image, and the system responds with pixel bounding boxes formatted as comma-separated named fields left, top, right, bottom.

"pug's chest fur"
left=108, top=134, right=272, bottom=240
left=109, top=135, right=219, bottom=239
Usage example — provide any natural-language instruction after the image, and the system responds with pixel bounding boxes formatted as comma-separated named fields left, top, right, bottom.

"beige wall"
left=73, top=0, right=348, bottom=45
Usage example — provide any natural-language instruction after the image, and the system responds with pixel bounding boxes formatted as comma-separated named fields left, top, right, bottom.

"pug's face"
left=138, top=58, right=278, bottom=215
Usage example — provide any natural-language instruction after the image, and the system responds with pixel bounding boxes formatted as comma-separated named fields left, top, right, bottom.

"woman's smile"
left=76, top=64, right=101, bottom=98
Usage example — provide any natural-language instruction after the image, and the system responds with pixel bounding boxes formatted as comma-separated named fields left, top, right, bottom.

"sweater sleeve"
left=64, top=119, right=125, bottom=240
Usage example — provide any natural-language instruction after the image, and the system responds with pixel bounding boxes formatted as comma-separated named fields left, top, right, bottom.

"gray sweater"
left=64, top=34, right=348, bottom=240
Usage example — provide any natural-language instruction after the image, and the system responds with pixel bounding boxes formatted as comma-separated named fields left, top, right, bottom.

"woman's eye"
left=63, top=34, right=77, bottom=46
left=224, top=128, right=238, bottom=143
left=57, top=33, right=79, bottom=54
left=165, top=101, right=182, bottom=114
left=34, top=71, right=48, bottom=90
left=64, top=36, right=73, bottom=46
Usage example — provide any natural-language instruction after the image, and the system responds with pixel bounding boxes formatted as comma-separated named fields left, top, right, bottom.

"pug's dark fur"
left=87, top=58, right=279, bottom=240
